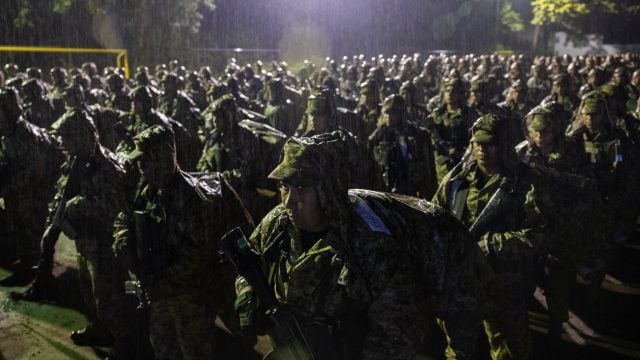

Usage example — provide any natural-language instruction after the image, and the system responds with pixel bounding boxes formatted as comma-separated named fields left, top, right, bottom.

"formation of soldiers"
left=0, top=51, right=639, bottom=359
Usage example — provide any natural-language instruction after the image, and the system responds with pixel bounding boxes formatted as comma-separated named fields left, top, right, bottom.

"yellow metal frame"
left=0, top=45, right=130, bottom=78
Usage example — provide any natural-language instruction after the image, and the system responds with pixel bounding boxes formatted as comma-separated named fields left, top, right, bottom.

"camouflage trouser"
left=544, top=260, right=576, bottom=335
left=77, top=251, right=132, bottom=339
left=483, top=299, right=532, bottom=360
left=149, top=293, right=216, bottom=360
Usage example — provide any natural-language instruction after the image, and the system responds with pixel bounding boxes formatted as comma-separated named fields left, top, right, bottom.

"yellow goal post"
left=0, top=45, right=130, bottom=78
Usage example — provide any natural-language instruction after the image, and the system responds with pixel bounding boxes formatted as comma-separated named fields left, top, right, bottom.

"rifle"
left=220, top=227, right=343, bottom=360
left=124, top=280, right=155, bottom=360
left=468, top=177, right=521, bottom=243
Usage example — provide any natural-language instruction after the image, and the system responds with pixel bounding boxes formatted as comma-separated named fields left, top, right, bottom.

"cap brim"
left=127, top=148, right=145, bottom=161
left=267, top=163, right=297, bottom=180
left=471, top=134, right=495, bottom=143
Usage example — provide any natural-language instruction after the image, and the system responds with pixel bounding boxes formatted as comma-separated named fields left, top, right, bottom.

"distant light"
left=234, top=48, right=243, bottom=52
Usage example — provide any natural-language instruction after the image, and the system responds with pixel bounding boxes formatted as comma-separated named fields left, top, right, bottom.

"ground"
left=2, top=235, right=640, bottom=359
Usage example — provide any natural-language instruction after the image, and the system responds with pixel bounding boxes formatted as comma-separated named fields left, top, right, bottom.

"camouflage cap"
left=526, top=105, right=556, bottom=132
left=382, top=94, right=405, bottom=113
left=268, top=132, right=345, bottom=185
left=580, top=91, right=607, bottom=114
left=128, top=125, right=175, bottom=161
left=600, top=83, right=629, bottom=101
left=470, top=114, right=502, bottom=143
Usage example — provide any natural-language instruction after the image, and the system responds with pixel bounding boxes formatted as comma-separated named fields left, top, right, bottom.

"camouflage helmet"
left=269, top=131, right=347, bottom=190
left=470, top=114, right=504, bottom=144
left=26, top=67, right=42, bottom=79
left=107, top=73, right=125, bottom=89
left=600, top=83, right=629, bottom=103
left=128, top=124, right=176, bottom=161
left=3, top=63, right=19, bottom=77
left=579, top=90, right=608, bottom=115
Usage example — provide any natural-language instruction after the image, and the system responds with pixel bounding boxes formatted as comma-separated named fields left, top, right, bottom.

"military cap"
left=527, top=105, right=555, bottom=132
left=470, top=114, right=503, bottom=143
left=382, top=94, right=405, bottom=113
left=128, top=125, right=175, bottom=161
left=268, top=132, right=344, bottom=185
left=443, top=77, right=464, bottom=91
left=600, top=83, right=629, bottom=101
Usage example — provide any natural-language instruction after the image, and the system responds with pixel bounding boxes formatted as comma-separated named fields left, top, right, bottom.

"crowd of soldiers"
left=0, top=51, right=639, bottom=360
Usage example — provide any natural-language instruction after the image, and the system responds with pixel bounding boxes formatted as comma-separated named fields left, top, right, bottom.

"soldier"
left=433, top=114, right=539, bottom=360
left=118, top=86, right=201, bottom=172
left=186, top=71, right=209, bottom=112
left=0, top=88, right=64, bottom=284
left=263, top=78, right=302, bottom=136
left=106, top=73, right=131, bottom=112
left=23, top=103, right=137, bottom=358
left=236, top=131, right=492, bottom=359
left=295, top=88, right=383, bottom=191
left=498, top=79, right=532, bottom=146
left=21, top=78, right=60, bottom=129
left=369, top=94, right=437, bottom=198
left=198, top=94, right=287, bottom=219
left=427, top=77, right=479, bottom=183
left=516, top=104, right=599, bottom=349
left=353, top=80, right=381, bottom=139
left=542, top=74, right=579, bottom=116
left=399, top=81, right=428, bottom=127
left=157, top=73, right=203, bottom=144
left=526, top=63, right=550, bottom=105
left=570, top=91, right=640, bottom=311
left=113, top=125, right=247, bottom=359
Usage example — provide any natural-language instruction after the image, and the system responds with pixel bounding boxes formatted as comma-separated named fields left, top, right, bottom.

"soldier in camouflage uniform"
left=24, top=103, right=138, bottom=358
left=368, top=94, right=437, bottom=198
left=353, top=80, right=381, bottom=139
left=0, top=87, right=63, bottom=284
left=236, top=131, right=492, bottom=359
left=427, top=77, right=479, bottom=183
left=22, top=78, right=60, bottom=129
left=106, top=73, right=132, bottom=112
left=198, top=94, right=287, bottom=220
left=433, top=115, right=539, bottom=360
left=263, top=78, right=303, bottom=136
left=113, top=125, right=248, bottom=359
left=118, top=86, right=201, bottom=172
left=569, top=91, right=640, bottom=312
left=516, top=104, right=600, bottom=348
left=295, top=88, right=383, bottom=191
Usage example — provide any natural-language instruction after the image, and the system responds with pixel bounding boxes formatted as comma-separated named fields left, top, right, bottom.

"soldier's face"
left=280, top=182, right=328, bottom=232
left=581, top=109, right=606, bottom=134
left=472, top=141, right=500, bottom=174
left=528, top=127, right=555, bottom=153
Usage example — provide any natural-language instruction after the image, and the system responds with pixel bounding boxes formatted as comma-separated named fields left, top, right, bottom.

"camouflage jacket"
left=113, top=170, right=245, bottom=304
left=368, top=122, right=437, bottom=198
left=433, top=162, right=539, bottom=297
left=246, top=189, right=491, bottom=360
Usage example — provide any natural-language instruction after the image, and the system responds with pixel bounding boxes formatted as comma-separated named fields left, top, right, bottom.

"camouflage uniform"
left=0, top=88, right=63, bottom=273
left=113, top=125, right=248, bottom=360
left=516, top=104, right=601, bottom=343
left=368, top=95, right=437, bottom=198
left=427, top=78, right=479, bottom=183
left=238, top=132, right=491, bottom=360
left=22, top=78, right=60, bottom=129
left=118, top=86, right=201, bottom=172
left=48, top=108, right=136, bottom=354
left=433, top=115, right=538, bottom=360
left=571, top=92, right=640, bottom=308
left=263, top=78, right=303, bottom=136
left=353, top=80, right=381, bottom=139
